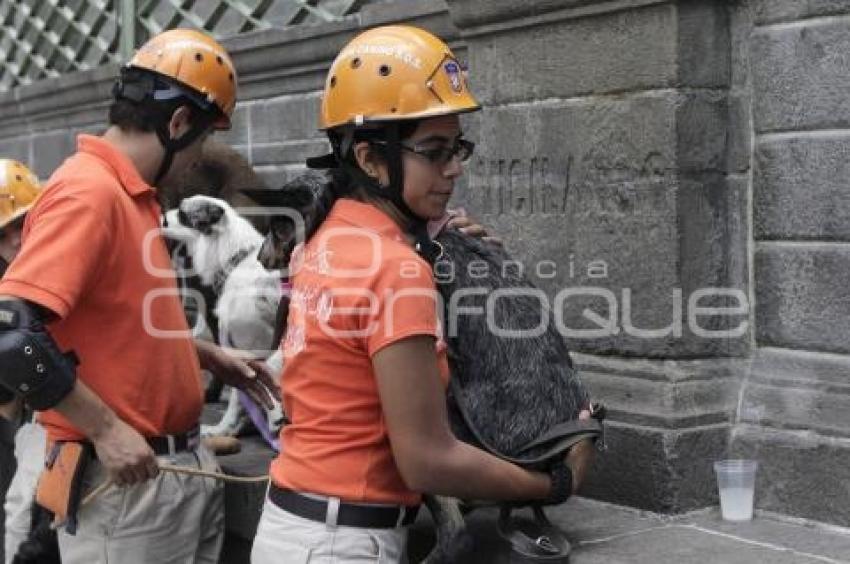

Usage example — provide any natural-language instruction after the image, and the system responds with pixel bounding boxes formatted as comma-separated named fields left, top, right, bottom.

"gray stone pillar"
left=734, top=0, right=850, bottom=526
left=445, top=0, right=749, bottom=512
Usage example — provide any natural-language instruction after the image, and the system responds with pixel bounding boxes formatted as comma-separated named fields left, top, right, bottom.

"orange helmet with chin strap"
left=309, top=25, right=480, bottom=262
left=113, top=29, right=238, bottom=184
left=319, top=25, right=479, bottom=129
left=126, top=29, right=237, bottom=130
left=0, top=159, right=40, bottom=231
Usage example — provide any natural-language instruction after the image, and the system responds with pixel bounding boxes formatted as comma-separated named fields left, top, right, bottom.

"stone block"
left=462, top=2, right=679, bottom=105
left=731, top=424, right=850, bottom=526
left=755, top=135, right=850, bottom=240
left=743, top=383, right=850, bottom=438
left=453, top=0, right=728, bottom=105
left=0, top=137, right=30, bottom=165
left=676, top=0, right=731, bottom=88
left=751, top=0, right=850, bottom=25
left=225, top=20, right=358, bottom=100
left=214, top=105, right=251, bottom=148
left=751, top=19, right=850, bottom=132
left=250, top=93, right=323, bottom=145
left=31, top=130, right=75, bottom=179
left=453, top=92, right=742, bottom=357
left=251, top=139, right=330, bottom=169
left=578, top=352, right=742, bottom=423
left=18, top=64, right=116, bottom=118
left=676, top=92, right=730, bottom=173
left=362, top=0, right=460, bottom=42
left=448, top=0, right=613, bottom=29
left=725, top=93, right=752, bottom=174
left=677, top=173, right=751, bottom=358
left=755, top=245, right=850, bottom=354
left=583, top=420, right=730, bottom=513
left=741, top=347, right=850, bottom=437
left=575, top=354, right=739, bottom=511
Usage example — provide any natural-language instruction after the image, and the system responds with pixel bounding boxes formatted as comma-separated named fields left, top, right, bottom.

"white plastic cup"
left=714, top=459, right=758, bottom=521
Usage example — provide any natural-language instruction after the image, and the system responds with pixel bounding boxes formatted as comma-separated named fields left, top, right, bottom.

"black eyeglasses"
left=400, top=138, right=475, bottom=165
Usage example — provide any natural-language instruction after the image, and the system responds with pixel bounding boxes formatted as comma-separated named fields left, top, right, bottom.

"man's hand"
left=195, top=340, right=280, bottom=409
left=91, top=417, right=158, bottom=486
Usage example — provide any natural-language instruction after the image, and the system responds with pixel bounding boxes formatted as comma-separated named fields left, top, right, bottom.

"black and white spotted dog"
left=163, top=195, right=284, bottom=445
left=251, top=174, right=602, bottom=563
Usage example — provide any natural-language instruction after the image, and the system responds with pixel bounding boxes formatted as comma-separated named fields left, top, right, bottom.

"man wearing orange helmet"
left=250, top=25, right=594, bottom=564
left=0, top=30, right=277, bottom=563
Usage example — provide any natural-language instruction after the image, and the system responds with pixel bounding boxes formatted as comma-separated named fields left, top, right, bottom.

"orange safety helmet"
left=320, top=25, right=480, bottom=130
left=126, top=29, right=237, bottom=130
left=0, top=160, right=40, bottom=231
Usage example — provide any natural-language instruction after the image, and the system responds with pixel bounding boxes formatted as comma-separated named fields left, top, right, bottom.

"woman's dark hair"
left=324, top=119, right=421, bottom=202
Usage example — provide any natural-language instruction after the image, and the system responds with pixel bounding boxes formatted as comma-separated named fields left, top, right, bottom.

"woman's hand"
left=447, top=212, right=503, bottom=246
left=565, top=408, right=595, bottom=494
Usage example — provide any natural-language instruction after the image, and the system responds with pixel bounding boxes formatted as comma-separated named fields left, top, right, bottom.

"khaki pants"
left=4, top=421, right=46, bottom=564
left=58, top=443, right=224, bottom=564
left=251, top=497, right=408, bottom=564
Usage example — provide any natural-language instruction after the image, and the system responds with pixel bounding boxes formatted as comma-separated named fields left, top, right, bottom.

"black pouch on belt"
left=35, top=441, right=93, bottom=535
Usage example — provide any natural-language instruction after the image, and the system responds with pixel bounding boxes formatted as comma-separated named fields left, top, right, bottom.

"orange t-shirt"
left=271, top=198, right=449, bottom=506
left=0, top=134, right=203, bottom=442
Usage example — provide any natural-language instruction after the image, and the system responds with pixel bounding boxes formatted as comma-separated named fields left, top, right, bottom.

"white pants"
left=57, top=443, right=224, bottom=564
left=4, top=421, right=46, bottom=564
left=251, top=497, right=408, bottom=564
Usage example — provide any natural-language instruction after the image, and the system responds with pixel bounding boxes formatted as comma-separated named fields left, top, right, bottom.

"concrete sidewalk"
left=216, top=433, right=850, bottom=563
left=407, top=497, right=850, bottom=563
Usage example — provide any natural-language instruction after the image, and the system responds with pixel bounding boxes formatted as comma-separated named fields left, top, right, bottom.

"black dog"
left=247, top=174, right=601, bottom=563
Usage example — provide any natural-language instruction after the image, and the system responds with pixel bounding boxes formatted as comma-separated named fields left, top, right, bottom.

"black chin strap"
left=310, top=122, right=445, bottom=264
left=153, top=114, right=213, bottom=186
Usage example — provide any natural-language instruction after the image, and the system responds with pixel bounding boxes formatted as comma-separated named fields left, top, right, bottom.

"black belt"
left=269, top=483, right=419, bottom=529
left=145, top=426, right=200, bottom=456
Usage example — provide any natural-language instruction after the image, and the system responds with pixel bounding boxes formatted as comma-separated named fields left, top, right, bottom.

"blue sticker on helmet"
left=444, top=61, right=462, bottom=92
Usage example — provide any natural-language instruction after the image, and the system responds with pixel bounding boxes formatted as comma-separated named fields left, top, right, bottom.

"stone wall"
left=1, top=0, right=849, bottom=527
left=733, top=0, right=850, bottom=526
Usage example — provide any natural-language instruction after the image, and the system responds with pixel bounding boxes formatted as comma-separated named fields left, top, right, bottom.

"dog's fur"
left=254, top=174, right=592, bottom=563
left=163, top=195, right=284, bottom=442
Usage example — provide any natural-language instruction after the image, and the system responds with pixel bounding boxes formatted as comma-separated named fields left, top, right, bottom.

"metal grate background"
left=0, top=0, right=371, bottom=90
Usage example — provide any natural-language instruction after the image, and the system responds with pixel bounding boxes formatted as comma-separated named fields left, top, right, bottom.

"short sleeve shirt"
left=270, top=198, right=449, bottom=505
left=0, top=135, right=203, bottom=441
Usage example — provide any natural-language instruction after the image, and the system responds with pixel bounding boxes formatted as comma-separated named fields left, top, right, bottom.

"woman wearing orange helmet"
left=251, top=25, right=592, bottom=564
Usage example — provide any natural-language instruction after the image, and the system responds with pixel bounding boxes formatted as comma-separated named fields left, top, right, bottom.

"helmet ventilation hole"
left=330, top=76, right=337, bottom=87
left=195, top=52, right=203, bottom=62
left=351, top=57, right=361, bottom=69
left=216, top=55, right=223, bottom=65
left=15, top=175, right=21, bottom=182
left=228, top=72, right=234, bottom=82
left=379, top=65, right=391, bottom=76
